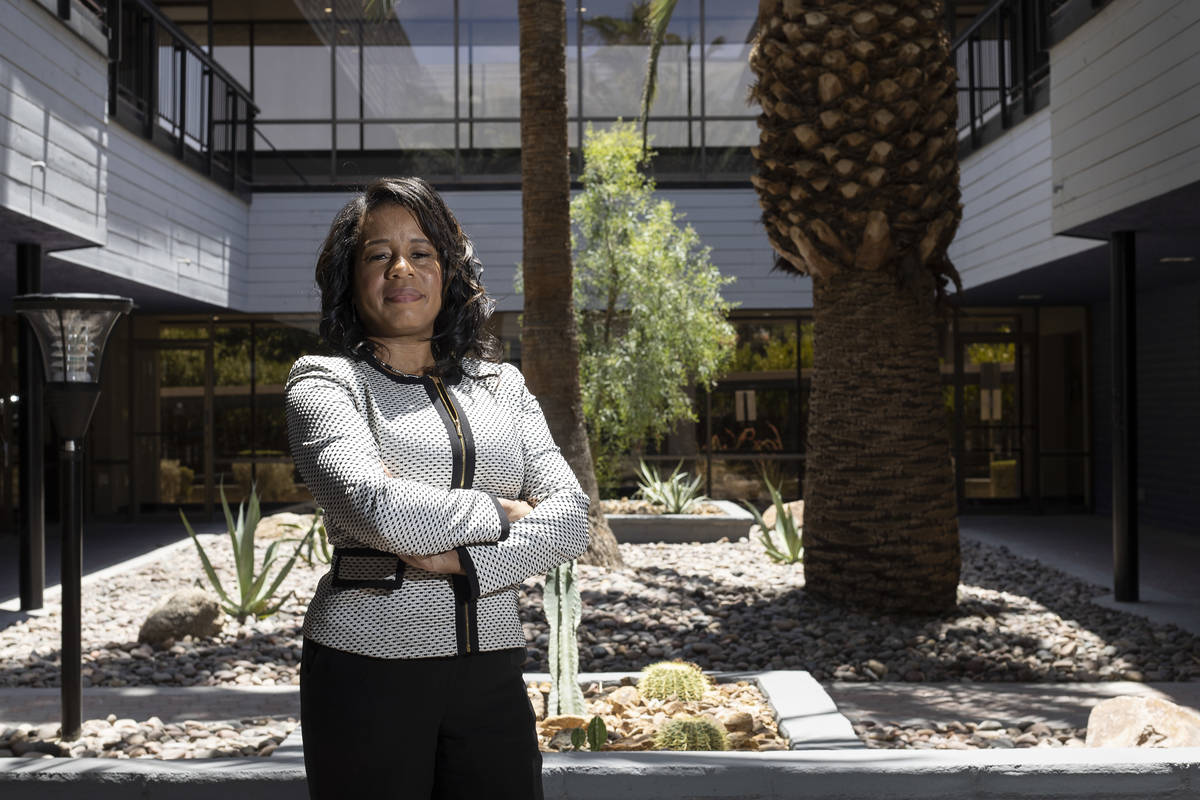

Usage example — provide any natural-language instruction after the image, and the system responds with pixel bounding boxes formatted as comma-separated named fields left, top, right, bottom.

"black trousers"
left=300, top=637, right=543, bottom=800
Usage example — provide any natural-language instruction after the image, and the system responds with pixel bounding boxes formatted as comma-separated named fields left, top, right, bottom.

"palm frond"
left=638, top=0, right=679, bottom=163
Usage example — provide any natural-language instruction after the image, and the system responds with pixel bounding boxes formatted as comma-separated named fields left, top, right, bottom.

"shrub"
left=635, top=459, right=707, bottom=514
left=180, top=484, right=315, bottom=624
left=742, top=472, right=802, bottom=565
left=282, top=509, right=331, bottom=566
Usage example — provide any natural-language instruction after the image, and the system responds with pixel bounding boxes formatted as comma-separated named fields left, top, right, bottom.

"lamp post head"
left=13, top=293, right=134, bottom=384
left=13, top=293, right=133, bottom=441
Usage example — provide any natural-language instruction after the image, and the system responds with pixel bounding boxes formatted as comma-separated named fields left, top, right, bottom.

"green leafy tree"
left=571, top=122, right=736, bottom=488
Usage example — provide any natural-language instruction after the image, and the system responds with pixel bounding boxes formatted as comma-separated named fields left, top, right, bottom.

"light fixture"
left=1159, top=256, right=1195, bottom=263
left=324, top=6, right=332, bottom=12
left=13, top=293, right=133, bottom=741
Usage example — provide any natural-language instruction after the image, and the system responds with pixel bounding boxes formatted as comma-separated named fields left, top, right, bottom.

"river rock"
left=609, top=685, right=641, bottom=714
left=715, top=709, right=754, bottom=733
left=541, top=715, right=587, bottom=734
left=255, top=512, right=316, bottom=541
left=138, top=590, right=224, bottom=646
left=751, top=500, right=804, bottom=535
left=1086, top=696, right=1200, bottom=748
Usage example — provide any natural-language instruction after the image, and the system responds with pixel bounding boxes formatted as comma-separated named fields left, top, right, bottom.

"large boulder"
left=1086, top=695, right=1200, bottom=747
left=255, top=512, right=317, bottom=541
left=138, top=589, right=224, bottom=646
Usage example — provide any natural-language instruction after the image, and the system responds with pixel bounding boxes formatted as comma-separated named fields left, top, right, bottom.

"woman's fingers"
left=399, top=551, right=464, bottom=575
left=496, top=498, right=533, bottom=522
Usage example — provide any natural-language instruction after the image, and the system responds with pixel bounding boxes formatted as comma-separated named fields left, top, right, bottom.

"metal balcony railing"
left=952, top=0, right=1053, bottom=154
left=108, top=0, right=257, bottom=197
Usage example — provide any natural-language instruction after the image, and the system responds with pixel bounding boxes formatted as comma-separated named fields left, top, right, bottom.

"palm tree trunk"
left=803, top=266, right=959, bottom=613
left=518, top=0, right=621, bottom=568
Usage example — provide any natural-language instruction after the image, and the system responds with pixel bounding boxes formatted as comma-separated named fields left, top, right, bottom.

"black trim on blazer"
left=363, top=352, right=425, bottom=384
left=330, top=547, right=406, bottom=590
left=363, top=352, right=465, bottom=386
left=451, top=574, right=474, bottom=655
left=423, top=379, right=466, bottom=490
left=456, top=545, right=481, bottom=600
left=489, top=494, right=511, bottom=541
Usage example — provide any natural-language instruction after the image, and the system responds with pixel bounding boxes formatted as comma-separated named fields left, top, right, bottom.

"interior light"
left=324, top=6, right=332, bottom=12
left=1159, top=256, right=1195, bottom=263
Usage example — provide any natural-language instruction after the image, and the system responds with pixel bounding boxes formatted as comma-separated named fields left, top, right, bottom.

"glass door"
left=132, top=341, right=213, bottom=516
left=953, top=317, right=1026, bottom=503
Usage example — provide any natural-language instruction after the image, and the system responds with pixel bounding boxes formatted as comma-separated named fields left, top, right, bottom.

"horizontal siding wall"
left=246, top=188, right=810, bottom=314
left=0, top=0, right=106, bottom=245
left=1089, top=276, right=1200, bottom=535
left=50, top=124, right=250, bottom=308
left=949, top=107, right=1101, bottom=288
left=1051, top=0, right=1200, bottom=233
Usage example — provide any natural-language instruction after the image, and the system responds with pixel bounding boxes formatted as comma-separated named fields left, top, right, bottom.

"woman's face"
left=353, top=204, right=443, bottom=342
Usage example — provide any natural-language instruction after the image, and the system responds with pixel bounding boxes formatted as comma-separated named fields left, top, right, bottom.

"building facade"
left=1, top=0, right=1196, bottom=537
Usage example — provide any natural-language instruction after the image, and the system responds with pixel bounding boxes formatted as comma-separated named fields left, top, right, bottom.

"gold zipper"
left=432, top=376, right=466, bottom=489
left=431, top=375, right=471, bottom=654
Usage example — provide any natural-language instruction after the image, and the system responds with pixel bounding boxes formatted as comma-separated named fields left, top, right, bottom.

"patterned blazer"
left=285, top=353, right=590, bottom=659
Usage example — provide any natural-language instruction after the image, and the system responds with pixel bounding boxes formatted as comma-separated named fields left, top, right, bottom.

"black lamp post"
left=13, top=293, right=133, bottom=741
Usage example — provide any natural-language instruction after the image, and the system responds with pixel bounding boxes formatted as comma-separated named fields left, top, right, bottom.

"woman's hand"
left=498, top=497, right=533, bottom=522
left=399, top=550, right=464, bottom=575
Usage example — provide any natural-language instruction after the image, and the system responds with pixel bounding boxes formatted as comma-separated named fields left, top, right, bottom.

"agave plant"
left=283, top=508, right=332, bottom=567
left=635, top=459, right=707, bottom=514
left=742, top=472, right=803, bottom=565
left=180, top=484, right=315, bottom=624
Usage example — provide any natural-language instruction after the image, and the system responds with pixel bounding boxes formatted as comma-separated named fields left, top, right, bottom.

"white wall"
left=49, top=124, right=251, bottom=309
left=1050, top=0, right=1200, bottom=233
left=245, top=188, right=811, bottom=314
left=0, top=0, right=106, bottom=246
left=949, top=107, right=1102, bottom=288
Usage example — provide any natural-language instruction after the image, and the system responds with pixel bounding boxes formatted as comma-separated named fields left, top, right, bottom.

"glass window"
left=704, top=5, right=757, bottom=146
left=250, top=324, right=323, bottom=503
left=254, top=23, right=332, bottom=122
left=257, top=123, right=333, bottom=150
left=727, top=319, right=801, bottom=379
left=361, top=17, right=455, bottom=124
left=459, top=5, right=520, bottom=150
left=213, top=325, right=253, bottom=487
left=335, top=24, right=361, bottom=124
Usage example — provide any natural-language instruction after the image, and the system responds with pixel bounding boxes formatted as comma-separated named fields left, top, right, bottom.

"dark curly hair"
left=315, top=177, right=502, bottom=376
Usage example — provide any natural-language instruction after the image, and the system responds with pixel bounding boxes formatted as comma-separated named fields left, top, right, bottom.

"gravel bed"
left=852, top=718, right=1088, bottom=750
left=0, top=715, right=296, bottom=759
left=0, top=522, right=1196, bottom=692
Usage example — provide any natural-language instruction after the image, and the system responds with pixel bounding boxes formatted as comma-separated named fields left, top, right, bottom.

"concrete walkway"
left=0, top=686, right=301, bottom=728
left=826, top=681, right=1200, bottom=729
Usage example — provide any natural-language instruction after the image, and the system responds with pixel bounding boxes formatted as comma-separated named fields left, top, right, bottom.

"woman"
left=285, top=176, right=589, bottom=799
